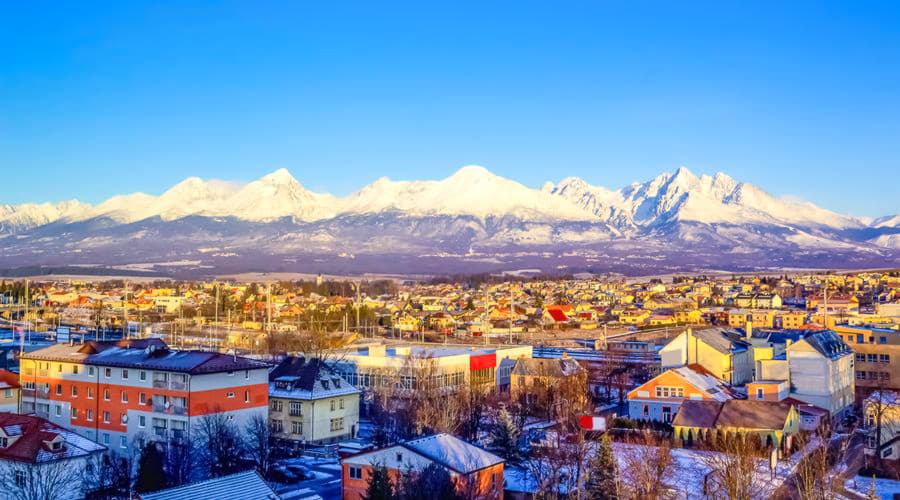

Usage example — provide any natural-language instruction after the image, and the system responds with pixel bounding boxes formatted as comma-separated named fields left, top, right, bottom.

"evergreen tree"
left=364, top=463, right=395, bottom=500
left=585, top=433, right=618, bottom=500
left=135, top=443, right=167, bottom=493
left=488, top=409, right=522, bottom=464
left=397, top=463, right=460, bottom=500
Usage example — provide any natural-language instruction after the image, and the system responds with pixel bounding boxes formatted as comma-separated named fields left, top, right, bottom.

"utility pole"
left=509, top=282, right=513, bottom=345
left=20, top=279, right=28, bottom=355
left=123, top=281, right=129, bottom=339
left=215, top=283, right=220, bottom=351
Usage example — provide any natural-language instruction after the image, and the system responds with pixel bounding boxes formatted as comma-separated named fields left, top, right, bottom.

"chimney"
left=745, top=320, right=753, bottom=341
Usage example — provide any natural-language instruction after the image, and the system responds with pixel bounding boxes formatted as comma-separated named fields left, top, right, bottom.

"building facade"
left=18, top=339, right=270, bottom=453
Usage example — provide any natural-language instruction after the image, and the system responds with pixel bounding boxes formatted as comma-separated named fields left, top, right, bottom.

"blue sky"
left=1, top=1, right=898, bottom=216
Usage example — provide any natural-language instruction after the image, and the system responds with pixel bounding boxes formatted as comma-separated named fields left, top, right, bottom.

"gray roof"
left=801, top=331, right=852, bottom=360
left=672, top=400, right=723, bottom=428
left=693, top=328, right=749, bottom=354
left=141, top=470, right=279, bottom=500
left=402, top=433, right=504, bottom=474
left=672, top=400, right=795, bottom=431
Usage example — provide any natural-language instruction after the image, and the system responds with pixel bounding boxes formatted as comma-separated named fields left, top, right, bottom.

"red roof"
left=0, top=369, right=20, bottom=389
left=547, top=309, right=568, bottom=322
left=0, top=413, right=104, bottom=464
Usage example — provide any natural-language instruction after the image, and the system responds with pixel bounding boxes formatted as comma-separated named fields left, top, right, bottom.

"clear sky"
left=1, top=1, right=898, bottom=216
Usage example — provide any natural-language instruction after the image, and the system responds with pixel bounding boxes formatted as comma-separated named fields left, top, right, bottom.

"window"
left=55, top=384, right=62, bottom=395
left=120, top=436, right=127, bottom=448
left=71, top=408, right=78, bottom=419
left=756, top=388, right=764, bottom=400
left=104, top=388, right=110, bottom=401
left=103, top=411, right=110, bottom=423
left=245, top=370, right=250, bottom=380
left=140, top=392, right=146, bottom=404
left=292, top=421, right=303, bottom=434
left=857, top=335, right=864, bottom=344
left=121, top=391, right=128, bottom=403
left=884, top=448, right=894, bottom=458
left=867, top=354, right=878, bottom=363
left=88, top=387, right=94, bottom=399
left=244, top=391, right=250, bottom=403
left=14, top=470, right=25, bottom=487
left=140, top=371, right=146, bottom=381
left=331, top=400, right=336, bottom=411
left=271, top=400, right=283, bottom=412
left=122, top=369, right=129, bottom=380
left=71, top=386, right=78, bottom=397
left=880, top=354, right=890, bottom=363
left=57, top=363, right=62, bottom=373
left=73, top=365, right=78, bottom=375
left=880, top=372, right=891, bottom=381
left=330, top=418, right=344, bottom=431
left=0, top=437, right=7, bottom=448
left=103, top=433, right=110, bottom=445
left=340, top=398, right=345, bottom=410
left=226, top=392, right=235, bottom=398
left=867, top=434, right=878, bottom=449
left=104, top=368, right=111, bottom=378
left=856, top=371, right=866, bottom=380
left=856, top=354, right=866, bottom=362
left=880, top=336, right=888, bottom=344
left=289, top=401, right=302, bottom=416
left=139, top=415, right=146, bottom=428
left=654, top=386, right=684, bottom=398
left=89, top=367, right=95, bottom=376
left=271, top=419, right=283, bottom=433
left=87, top=409, right=94, bottom=421
left=55, top=405, right=61, bottom=417
left=349, top=466, right=363, bottom=480
left=2, top=389, right=8, bottom=398
left=642, top=404, right=649, bottom=417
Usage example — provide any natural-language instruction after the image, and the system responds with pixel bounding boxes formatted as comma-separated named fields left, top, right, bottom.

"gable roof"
left=0, top=369, right=20, bottom=389
left=140, top=470, right=279, bottom=500
left=402, top=434, right=504, bottom=474
left=0, top=413, right=105, bottom=464
left=269, top=356, right=359, bottom=400
left=672, top=400, right=795, bottom=431
left=692, top=328, right=750, bottom=354
left=342, top=434, right=503, bottom=475
left=631, top=366, right=738, bottom=402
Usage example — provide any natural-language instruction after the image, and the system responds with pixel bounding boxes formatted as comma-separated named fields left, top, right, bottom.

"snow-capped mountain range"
left=1, top=166, right=898, bottom=276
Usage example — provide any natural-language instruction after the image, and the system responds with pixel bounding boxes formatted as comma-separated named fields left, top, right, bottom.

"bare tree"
left=82, top=450, right=135, bottom=499
left=863, top=389, right=900, bottom=472
left=246, top=413, right=275, bottom=478
left=0, top=458, right=84, bottom=500
left=700, top=433, right=764, bottom=500
left=193, top=411, right=246, bottom=478
left=618, top=432, right=676, bottom=500
left=163, top=434, right=195, bottom=488
left=793, top=430, right=842, bottom=500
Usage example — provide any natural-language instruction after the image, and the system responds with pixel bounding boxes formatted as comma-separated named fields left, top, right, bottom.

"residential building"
left=18, top=338, right=270, bottom=453
left=0, top=370, right=20, bottom=413
left=341, top=433, right=504, bottom=500
left=659, top=328, right=753, bottom=385
left=672, top=399, right=799, bottom=458
left=510, top=356, right=587, bottom=411
left=834, top=324, right=900, bottom=400
left=0, top=413, right=106, bottom=500
left=863, top=391, right=900, bottom=463
left=268, top=356, right=360, bottom=445
left=627, top=365, right=738, bottom=423
left=786, top=331, right=855, bottom=415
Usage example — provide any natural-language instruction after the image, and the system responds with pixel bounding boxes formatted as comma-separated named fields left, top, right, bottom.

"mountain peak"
left=260, top=168, right=298, bottom=184
left=447, top=165, right=494, bottom=180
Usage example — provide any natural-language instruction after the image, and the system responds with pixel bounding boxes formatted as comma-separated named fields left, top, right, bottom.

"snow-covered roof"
left=342, top=433, right=503, bottom=475
left=141, top=470, right=279, bottom=500
left=671, top=365, right=739, bottom=402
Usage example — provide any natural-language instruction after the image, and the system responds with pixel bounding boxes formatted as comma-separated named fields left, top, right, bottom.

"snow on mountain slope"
left=341, top=165, right=595, bottom=221
left=870, top=234, right=900, bottom=249
left=548, top=166, right=862, bottom=230
left=0, top=200, right=91, bottom=232
left=873, top=215, right=900, bottom=228
left=224, top=168, right=339, bottom=222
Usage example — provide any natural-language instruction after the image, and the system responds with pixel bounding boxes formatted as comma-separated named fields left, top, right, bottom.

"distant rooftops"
left=21, top=339, right=271, bottom=374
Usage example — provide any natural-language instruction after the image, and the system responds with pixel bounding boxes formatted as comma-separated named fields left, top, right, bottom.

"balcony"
left=152, top=427, right=168, bottom=439
left=152, top=403, right=187, bottom=416
left=37, top=369, right=48, bottom=377
left=23, top=387, right=50, bottom=399
left=170, top=380, right=187, bottom=391
left=171, top=405, right=187, bottom=416
left=152, top=379, right=169, bottom=389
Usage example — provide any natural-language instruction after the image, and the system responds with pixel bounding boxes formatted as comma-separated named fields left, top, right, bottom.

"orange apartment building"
left=18, top=338, right=270, bottom=453
left=341, top=433, right=504, bottom=500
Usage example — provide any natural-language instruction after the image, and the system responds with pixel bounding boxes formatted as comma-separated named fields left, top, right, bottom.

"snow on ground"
left=845, top=476, right=900, bottom=499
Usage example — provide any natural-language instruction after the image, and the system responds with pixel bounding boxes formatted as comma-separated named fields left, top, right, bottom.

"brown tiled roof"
left=0, top=413, right=105, bottom=464
left=672, top=400, right=723, bottom=428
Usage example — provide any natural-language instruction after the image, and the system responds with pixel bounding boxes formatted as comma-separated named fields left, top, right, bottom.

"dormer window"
left=0, top=437, right=7, bottom=448
left=322, top=380, right=330, bottom=390
left=396, top=452, right=403, bottom=462
left=50, top=441, right=62, bottom=451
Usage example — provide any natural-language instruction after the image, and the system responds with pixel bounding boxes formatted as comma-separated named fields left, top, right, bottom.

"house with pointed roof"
left=660, top=328, right=753, bottom=385
left=0, top=369, right=20, bottom=413
left=0, top=413, right=105, bottom=498
left=341, top=433, right=504, bottom=500
left=627, top=365, right=740, bottom=423
left=268, top=356, right=360, bottom=445
left=672, top=399, right=800, bottom=458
